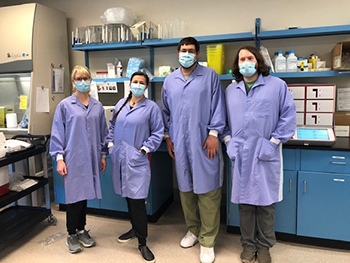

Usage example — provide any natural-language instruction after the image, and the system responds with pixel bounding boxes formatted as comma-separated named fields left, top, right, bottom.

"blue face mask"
left=75, top=80, right=91, bottom=93
left=239, top=62, right=257, bottom=77
left=179, top=52, right=196, bottom=68
left=130, top=83, right=146, bottom=97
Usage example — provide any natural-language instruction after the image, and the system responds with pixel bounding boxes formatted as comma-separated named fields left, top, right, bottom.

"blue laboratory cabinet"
left=226, top=148, right=298, bottom=235
left=227, top=139, right=350, bottom=242
left=53, top=144, right=173, bottom=222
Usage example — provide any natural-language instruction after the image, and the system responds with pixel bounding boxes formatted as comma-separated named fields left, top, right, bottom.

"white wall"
left=2, top=0, right=350, bottom=71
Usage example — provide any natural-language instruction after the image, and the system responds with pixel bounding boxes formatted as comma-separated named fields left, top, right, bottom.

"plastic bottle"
left=271, top=52, right=278, bottom=66
left=275, top=50, right=286, bottom=72
left=287, top=49, right=298, bottom=72
left=116, top=61, right=123, bottom=78
left=285, top=51, right=290, bottom=59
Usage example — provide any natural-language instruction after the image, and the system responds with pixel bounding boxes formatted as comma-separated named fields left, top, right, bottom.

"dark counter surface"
left=283, top=137, right=350, bottom=151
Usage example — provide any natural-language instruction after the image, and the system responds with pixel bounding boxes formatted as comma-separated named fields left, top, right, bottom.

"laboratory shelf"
left=271, top=70, right=350, bottom=78
left=93, top=77, right=129, bottom=83
left=0, top=176, right=48, bottom=208
left=0, top=206, right=51, bottom=251
left=0, top=145, right=46, bottom=167
left=257, top=24, right=350, bottom=40
left=72, top=41, right=143, bottom=51
left=142, top=32, right=255, bottom=47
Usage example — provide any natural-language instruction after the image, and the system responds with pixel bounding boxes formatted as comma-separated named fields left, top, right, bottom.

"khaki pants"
left=179, top=188, right=222, bottom=247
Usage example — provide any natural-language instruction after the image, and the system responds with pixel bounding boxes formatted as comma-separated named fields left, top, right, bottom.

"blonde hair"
left=71, top=65, right=91, bottom=92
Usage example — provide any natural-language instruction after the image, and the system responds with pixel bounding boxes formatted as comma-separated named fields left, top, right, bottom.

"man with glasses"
left=161, top=37, right=226, bottom=263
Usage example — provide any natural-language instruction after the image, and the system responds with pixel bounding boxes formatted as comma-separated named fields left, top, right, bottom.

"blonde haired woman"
left=50, top=65, right=108, bottom=253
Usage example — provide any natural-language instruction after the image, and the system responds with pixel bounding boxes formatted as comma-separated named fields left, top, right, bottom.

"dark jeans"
left=126, top=197, right=148, bottom=246
left=239, top=203, right=276, bottom=251
left=66, top=200, right=87, bottom=235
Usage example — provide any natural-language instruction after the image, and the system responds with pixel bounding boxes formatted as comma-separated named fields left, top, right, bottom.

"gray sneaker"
left=66, top=234, right=82, bottom=253
left=77, top=230, right=96, bottom=247
left=257, top=248, right=271, bottom=263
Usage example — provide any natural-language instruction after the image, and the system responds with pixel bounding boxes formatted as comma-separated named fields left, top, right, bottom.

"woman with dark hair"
left=224, top=46, right=296, bottom=263
left=106, top=72, right=164, bottom=263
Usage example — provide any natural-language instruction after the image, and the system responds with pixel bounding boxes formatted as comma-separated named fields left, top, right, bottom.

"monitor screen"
left=297, top=128, right=329, bottom=140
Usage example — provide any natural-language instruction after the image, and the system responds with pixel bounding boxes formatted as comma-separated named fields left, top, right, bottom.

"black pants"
left=126, top=197, right=147, bottom=246
left=66, top=200, right=87, bottom=235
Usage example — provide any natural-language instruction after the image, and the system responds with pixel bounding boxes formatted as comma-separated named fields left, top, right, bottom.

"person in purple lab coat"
left=106, top=71, right=164, bottom=263
left=224, top=46, right=296, bottom=263
left=50, top=65, right=108, bottom=253
left=161, top=37, right=226, bottom=263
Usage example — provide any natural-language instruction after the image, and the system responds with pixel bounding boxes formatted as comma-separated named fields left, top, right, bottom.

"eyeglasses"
left=74, top=77, right=90, bottom=81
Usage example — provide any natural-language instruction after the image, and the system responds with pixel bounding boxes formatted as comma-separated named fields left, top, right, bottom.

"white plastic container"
left=275, top=50, right=286, bottom=72
left=287, top=49, right=298, bottom=72
left=116, top=61, right=123, bottom=78
left=6, top=113, right=17, bottom=128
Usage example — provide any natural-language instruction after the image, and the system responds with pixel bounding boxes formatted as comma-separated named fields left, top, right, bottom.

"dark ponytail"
left=113, top=92, right=132, bottom=121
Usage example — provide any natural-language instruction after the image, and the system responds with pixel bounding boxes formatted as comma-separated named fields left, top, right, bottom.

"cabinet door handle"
left=331, top=161, right=347, bottom=165
left=332, top=156, right=345, bottom=159
left=303, top=181, right=307, bottom=194
left=333, top=178, right=345, bottom=182
left=289, top=179, right=292, bottom=192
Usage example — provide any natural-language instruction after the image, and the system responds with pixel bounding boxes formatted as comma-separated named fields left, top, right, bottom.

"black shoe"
left=138, top=245, right=155, bottom=263
left=117, top=229, right=135, bottom=243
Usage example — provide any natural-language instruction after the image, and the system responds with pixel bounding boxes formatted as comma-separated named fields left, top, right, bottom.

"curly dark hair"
left=232, top=45, right=270, bottom=82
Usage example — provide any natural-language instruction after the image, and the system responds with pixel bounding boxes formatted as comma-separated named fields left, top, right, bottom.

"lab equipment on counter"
left=0, top=3, right=70, bottom=136
left=286, top=126, right=336, bottom=146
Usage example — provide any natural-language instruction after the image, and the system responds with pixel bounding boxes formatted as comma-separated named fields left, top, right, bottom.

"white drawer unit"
left=306, top=100, right=335, bottom=113
left=288, top=86, right=305, bottom=100
left=296, top=113, right=305, bottom=126
left=294, top=100, right=305, bottom=112
left=306, top=85, right=336, bottom=100
left=305, top=113, right=333, bottom=126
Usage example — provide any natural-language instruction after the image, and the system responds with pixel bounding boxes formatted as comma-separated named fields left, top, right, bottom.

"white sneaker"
left=200, top=245, right=215, bottom=263
left=180, top=231, right=198, bottom=248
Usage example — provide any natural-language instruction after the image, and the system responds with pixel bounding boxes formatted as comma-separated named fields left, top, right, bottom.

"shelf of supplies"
left=142, top=32, right=255, bottom=47
left=257, top=24, right=350, bottom=40
left=271, top=70, right=350, bottom=78
left=93, top=78, right=128, bottom=83
left=0, top=145, right=46, bottom=167
left=72, top=41, right=143, bottom=51
left=0, top=176, right=48, bottom=208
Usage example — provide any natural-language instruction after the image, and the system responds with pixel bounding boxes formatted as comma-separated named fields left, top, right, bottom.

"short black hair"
left=177, top=37, right=200, bottom=52
left=232, top=45, right=270, bottom=82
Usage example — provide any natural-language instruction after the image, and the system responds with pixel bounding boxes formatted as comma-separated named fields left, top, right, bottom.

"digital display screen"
left=297, top=128, right=329, bottom=140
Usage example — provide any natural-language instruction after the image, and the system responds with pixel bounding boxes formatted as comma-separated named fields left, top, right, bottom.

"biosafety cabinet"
left=0, top=3, right=70, bottom=136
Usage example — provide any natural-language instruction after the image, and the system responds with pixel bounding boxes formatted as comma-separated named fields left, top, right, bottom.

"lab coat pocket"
left=129, top=146, right=149, bottom=167
left=258, top=138, right=279, bottom=161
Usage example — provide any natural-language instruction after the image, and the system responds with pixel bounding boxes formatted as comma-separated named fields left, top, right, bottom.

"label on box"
left=334, top=125, right=349, bottom=137
left=334, top=55, right=341, bottom=69
left=337, top=87, right=350, bottom=111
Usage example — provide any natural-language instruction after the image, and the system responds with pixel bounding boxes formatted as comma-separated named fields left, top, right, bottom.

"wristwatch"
left=141, top=149, right=147, bottom=155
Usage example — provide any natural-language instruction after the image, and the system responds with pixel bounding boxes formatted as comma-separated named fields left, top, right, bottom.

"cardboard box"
left=332, top=42, right=350, bottom=70
left=334, top=111, right=350, bottom=137
left=337, top=87, right=350, bottom=111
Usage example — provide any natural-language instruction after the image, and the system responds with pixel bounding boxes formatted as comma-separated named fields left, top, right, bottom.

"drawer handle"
left=289, top=179, right=292, bottom=192
left=332, top=156, right=345, bottom=160
left=303, top=181, right=307, bottom=194
left=331, top=161, right=347, bottom=165
left=333, top=178, right=345, bottom=182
